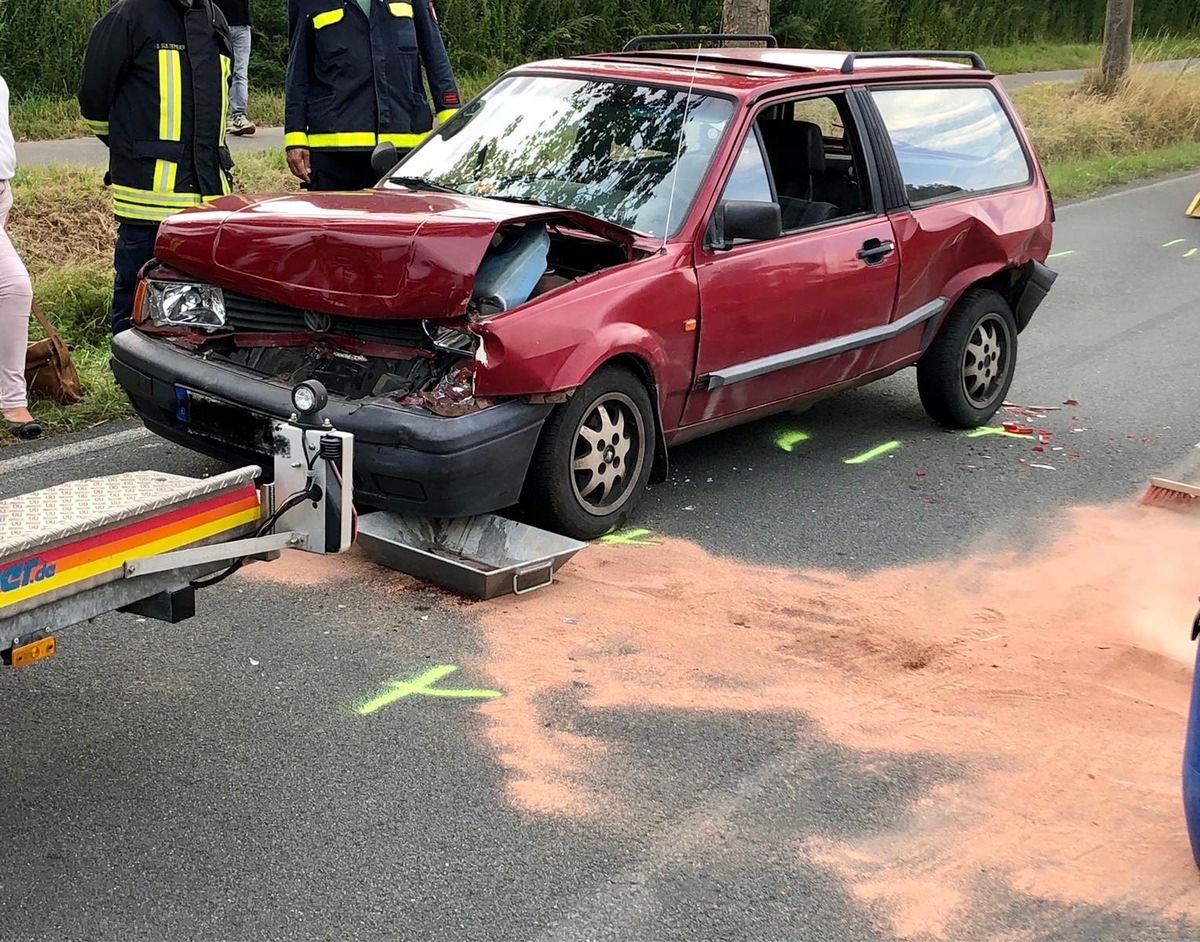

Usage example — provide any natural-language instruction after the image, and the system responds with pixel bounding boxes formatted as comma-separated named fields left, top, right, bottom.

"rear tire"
left=524, top=365, right=657, bottom=541
left=917, top=289, right=1018, bottom=429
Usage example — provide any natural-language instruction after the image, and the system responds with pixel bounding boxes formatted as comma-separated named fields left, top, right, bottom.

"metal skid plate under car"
left=355, top=512, right=588, bottom=600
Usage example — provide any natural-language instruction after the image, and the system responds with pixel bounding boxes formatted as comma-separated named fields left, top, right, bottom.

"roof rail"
left=622, top=33, right=778, bottom=53
left=840, top=50, right=987, bottom=74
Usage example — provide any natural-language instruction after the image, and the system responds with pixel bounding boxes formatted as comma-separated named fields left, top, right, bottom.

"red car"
left=111, top=38, right=1057, bottom=540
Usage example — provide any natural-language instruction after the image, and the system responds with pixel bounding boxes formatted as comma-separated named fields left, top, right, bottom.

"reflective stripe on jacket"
left=79, top=0, right=234, bottom=224
left=285, top=0, right=460, bottom=152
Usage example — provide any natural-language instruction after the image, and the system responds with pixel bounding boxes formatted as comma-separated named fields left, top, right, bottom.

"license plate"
left=175, top=387, right=275, bottom=454
left=8, top=634, right=56, bottom=669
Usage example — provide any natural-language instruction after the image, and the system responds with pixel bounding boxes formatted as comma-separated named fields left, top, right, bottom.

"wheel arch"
left=950, top=259, right=1052, bottom=334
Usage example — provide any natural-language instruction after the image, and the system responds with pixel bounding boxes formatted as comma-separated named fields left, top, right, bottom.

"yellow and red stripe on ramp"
left=0, top=484, right=261, bottom=616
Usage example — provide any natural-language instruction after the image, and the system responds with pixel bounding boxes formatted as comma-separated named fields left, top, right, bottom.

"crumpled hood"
left=153, top=190, right=635, bottom=320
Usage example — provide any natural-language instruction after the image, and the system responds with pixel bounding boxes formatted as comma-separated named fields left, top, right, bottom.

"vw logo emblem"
left=304, top=310, right=332, bottom=333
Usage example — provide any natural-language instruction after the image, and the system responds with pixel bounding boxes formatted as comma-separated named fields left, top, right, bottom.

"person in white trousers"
left=0, top=73, right=39, bottom=440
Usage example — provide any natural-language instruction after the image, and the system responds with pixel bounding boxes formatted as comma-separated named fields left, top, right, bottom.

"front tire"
left=524, top=365, right=657, bottom=540
left=917, top=289, right=1018, bottom=429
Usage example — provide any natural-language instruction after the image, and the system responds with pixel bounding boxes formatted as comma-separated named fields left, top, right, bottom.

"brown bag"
left=25, top=300, right=84, bottom=405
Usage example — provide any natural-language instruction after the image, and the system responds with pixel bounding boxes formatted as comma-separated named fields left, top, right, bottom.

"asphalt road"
left=2, top=171, right=1200, bottom=941
left=15, top=59, right=1197, bottom=168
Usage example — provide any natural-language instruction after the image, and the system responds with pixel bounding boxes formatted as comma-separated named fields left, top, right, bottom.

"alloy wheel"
left=961, top=313, right=1011, bottom=408
left=570, top=392, right=645, bottom=516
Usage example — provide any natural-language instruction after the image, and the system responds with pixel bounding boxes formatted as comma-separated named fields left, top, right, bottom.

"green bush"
left=3, top=0, right=1199, bottom=100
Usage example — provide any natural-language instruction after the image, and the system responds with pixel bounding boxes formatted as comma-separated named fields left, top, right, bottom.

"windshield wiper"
left=486, top=193, right=568, bottom=210
left=387, top=175, right=461, bottom=194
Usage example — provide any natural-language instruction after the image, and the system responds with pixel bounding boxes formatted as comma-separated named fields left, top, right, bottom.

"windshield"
left=393, top=75, right=735, bottom=239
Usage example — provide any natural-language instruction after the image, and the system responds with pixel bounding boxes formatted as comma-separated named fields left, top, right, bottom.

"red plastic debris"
left=1069, top=452, right=1081, bottom=459
left=915, top=471, right=926, bottom=477
left=1038, top=430, right=1052, bottom=444
left=1003, top=422, right=1034, bottom=435
left=1142, top=438, right=1151, bottom=445
left=1032, top=445, right=1044, bottom=453
left=1064, top=398, right=1080, bottom=406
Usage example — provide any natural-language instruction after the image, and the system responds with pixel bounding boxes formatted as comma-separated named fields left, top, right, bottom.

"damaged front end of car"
left=129, top=194, right=638, bottom=425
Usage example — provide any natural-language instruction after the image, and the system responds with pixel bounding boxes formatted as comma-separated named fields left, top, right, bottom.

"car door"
left=861, top=81, right=1049, bottom=369
left=682, top=90, right=901, bottom=429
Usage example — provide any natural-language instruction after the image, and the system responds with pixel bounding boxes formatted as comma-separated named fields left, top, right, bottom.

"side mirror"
left=371, top=141, right=399, bottom=179
left=713, top=200, right=782, bottom=248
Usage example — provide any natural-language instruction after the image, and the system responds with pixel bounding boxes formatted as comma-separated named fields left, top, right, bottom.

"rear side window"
left=870, top=86, right=1031, bottom=205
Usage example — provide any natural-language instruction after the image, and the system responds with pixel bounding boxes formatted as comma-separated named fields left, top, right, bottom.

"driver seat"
left=757, top=119, right=839, bottom=229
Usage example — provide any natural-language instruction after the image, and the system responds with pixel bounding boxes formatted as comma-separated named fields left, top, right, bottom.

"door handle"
left=857, top=239, right=895, bottom=263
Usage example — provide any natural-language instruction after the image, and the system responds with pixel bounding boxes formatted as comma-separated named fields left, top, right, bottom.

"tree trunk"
left=720, top=0, right=771, bottom=46
left=1099, top=0, right=1136, bottom=92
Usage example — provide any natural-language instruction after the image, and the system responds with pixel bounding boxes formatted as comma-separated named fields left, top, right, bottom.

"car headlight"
left=144, top=280, right=226, bottom=329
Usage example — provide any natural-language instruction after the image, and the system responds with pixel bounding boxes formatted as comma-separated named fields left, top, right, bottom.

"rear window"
left=870, top=86, right=1031, bottom=204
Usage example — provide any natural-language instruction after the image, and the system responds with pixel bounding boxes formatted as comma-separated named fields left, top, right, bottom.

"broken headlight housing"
left=423, top=321, right=478, bottom=358
left=143, top=280, right=227, bottom=330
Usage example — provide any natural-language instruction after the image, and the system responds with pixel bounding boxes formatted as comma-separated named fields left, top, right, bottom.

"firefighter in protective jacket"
left=79, top=0, right=234, bottom=334
left=285, top=0, right=460, bottom=191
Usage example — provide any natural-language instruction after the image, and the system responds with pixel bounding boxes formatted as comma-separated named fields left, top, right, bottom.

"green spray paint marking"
left=1186, top=248, right=1199, bottom=259
left=774, top=430, right=811, bottom=453
left=598, top=528, right=661, bottom=546
left=844, top=440, right=901, bottom=465
left=966, top=426, right=1031, bottom=440
left=1163, top=239, right=1186, bottom=248
left=1047, top=250, right=1075, bottom=258
left=354, top=666, right=502, bottom=716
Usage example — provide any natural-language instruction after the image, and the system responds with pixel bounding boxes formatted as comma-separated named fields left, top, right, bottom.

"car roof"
left=509, top=47, right=992, bottom=96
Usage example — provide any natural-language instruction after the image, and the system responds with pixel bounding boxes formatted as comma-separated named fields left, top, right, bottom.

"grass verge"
left=1015, top=65, right=1200, bottom=198
left=980, top=36, right=1199, bottom=74
left=4, top=65, right=1200, bottom=442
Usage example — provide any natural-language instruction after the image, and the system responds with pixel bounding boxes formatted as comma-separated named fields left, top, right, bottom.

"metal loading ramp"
left=0, top=468, right=263, bottom=642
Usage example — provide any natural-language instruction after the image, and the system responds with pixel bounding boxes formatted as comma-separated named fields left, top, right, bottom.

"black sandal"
left=6, top=420, right=42, bottom=440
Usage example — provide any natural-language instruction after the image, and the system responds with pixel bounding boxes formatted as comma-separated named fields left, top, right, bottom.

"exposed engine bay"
left=183, top=223, right=630, bottom=417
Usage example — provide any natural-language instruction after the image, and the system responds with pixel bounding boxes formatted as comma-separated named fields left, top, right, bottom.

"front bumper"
left=110, top=330, right=553, bottom=518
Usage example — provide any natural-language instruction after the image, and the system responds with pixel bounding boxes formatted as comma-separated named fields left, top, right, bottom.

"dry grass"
left=1007, top=61, right=1200, bottom=199
left=9, top=165, right=114, bottom=277
left=8, top=153, right=295, bottom=280
left=1013, top=63, right=1200, bottom=164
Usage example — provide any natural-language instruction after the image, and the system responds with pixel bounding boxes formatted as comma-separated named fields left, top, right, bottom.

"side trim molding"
left=700, top=297, right=948, bottom=391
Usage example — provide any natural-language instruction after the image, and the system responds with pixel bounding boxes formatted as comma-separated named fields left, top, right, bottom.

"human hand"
left=286, top=147, right=311, bottom=183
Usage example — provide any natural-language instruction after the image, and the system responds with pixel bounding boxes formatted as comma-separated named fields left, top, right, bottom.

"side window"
left=871, top=86, right=1032, bottom=204
left=789, top=98, right=846, bottom=149
left=719, top=130, right=774, bottom=204
left=754, top=93, right=869, bottom=232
